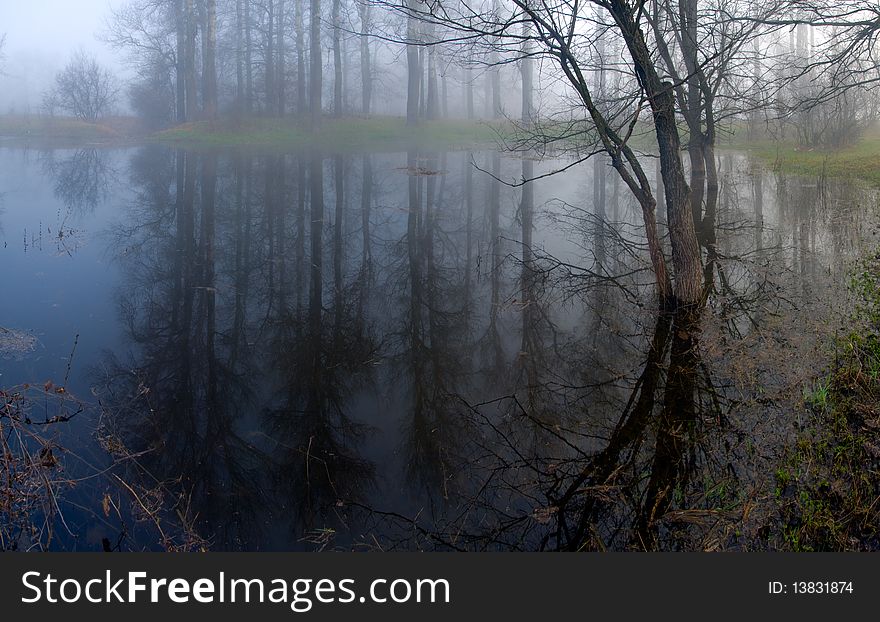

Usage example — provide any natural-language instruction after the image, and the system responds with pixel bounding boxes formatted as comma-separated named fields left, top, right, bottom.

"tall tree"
left=266, top=0, right=276, bottom=114
left=277, top=0, right=287, bottom=114
left=310, top=0, right=323, bottom=128
left=202, top=0, right=218, bottom=119
left=405, top=1, right=421, bottom=126
left=296, top=0, right=307, bottom=114
left=358, top=2, right=372, bottom=114
left=332, top=0, right=343, bottom=115
left=184, top=0, right=197, bottom=120
left=176, top=0, right=187, bottom=121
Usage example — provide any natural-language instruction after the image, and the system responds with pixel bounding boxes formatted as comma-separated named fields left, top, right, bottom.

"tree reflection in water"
left=91, top=146, right=877, bottom=550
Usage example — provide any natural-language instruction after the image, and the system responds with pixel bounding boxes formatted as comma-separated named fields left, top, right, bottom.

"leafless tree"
left=43, top=50, right=120, bottom=121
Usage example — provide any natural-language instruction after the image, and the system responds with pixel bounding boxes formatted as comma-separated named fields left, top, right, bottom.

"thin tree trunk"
left=244, top=0, right=253, bottom=113
left=277, top=0, right=286, bottom=115
left=296, top=0, right=306, bottom=114
left=332, top=0, right=342, bottom=116
left=521, top=19, right=533, bottom=124
left=203, top=0, right=218, bottom=119
left=405, top=5, right=421, bottom=126
left=236, top=0, right=245, bottom=115
left=310, top=0, right=322, bottom=128
left=465, top=63, right=474, bottom=119
left=358, top=3, right=372, bottom=114
left=266, top=0, right=276, bottom=115
left=184, top=0, right=197, bottom=120
left=175, top=0, right=187, bottom=122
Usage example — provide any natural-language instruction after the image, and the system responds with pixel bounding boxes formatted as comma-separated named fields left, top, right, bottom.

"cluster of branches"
left=42, top=50, right=120, bottom=121
left=0, top=382, right=81, bottom=550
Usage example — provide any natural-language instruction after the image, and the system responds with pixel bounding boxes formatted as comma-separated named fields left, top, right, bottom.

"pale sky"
left=0, top=0, right=126, bottom=112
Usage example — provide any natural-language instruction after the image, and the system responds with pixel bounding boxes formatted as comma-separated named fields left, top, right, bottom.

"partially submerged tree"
left=43, top=50, right=119, bottom=121
left=383, top=0, right=702, bottom=307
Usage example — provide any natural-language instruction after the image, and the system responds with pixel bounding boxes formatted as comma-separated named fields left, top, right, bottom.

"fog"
left=3, top=0, right=880, bottom=554
left=0, top=0, right=126, bottom=112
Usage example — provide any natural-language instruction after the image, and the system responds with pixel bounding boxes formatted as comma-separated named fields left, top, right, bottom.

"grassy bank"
left=771, top=256, right=880, bottom=551
left=724, top=125, right=880, bottom=187
left=0, top=115, right=138, bottom=142
left=152, top=116, right=507, bottom=152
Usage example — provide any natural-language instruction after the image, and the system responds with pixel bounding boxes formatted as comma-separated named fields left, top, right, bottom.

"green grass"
left=151, top=116, right=508, bottom=152
left=722, top=124, right=880, bottom=187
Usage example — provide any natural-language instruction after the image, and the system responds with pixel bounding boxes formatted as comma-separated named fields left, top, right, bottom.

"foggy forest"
left=4, top=0, right=880, bottom=552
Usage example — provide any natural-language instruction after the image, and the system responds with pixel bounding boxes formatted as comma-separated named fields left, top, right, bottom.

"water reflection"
left=7, top=144, right=876, bottom=550
left=41, top=148, right=116, bottom=215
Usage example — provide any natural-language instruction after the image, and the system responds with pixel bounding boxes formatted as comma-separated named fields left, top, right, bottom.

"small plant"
left=803, top=377, right=830, bottom=410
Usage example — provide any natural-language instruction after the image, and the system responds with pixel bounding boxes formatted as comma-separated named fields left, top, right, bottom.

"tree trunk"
left=235, top=0, right=245, bottom=115
left=184, top=0, right=197, bottom=121
left=277, top=0, right=286, bottom=115
left=203, top=0, right=218, bottom=119
left=405, top=5, right=421, bottom=126
left=521, top=20, right=533, bottom=124
left=680, top=0, right=704, bottom=228
left=175, top=0, right=186, bottom=121
left=266, top=0, right=276, bottom=115
left=296, top=0, right=306, bottom=115
left=358, top=3, right=372, bottom=114
left=441, top=70, right=448, bottom=118
left=332, top=0, right=342, bottom=116
left=244, top=0, right=253, bottom=113
left=465, top=63, right=474, bottom=119
left=310, top=0, right=322, bottom=128
left=426, top=43, right=438, bottom=119
left=609, top=0, right=702, bottom=307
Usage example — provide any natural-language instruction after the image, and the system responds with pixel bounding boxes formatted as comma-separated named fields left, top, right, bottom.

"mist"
left=3, top=0, right=880, bottom=555
left=0, top=0, right=130, bottom=113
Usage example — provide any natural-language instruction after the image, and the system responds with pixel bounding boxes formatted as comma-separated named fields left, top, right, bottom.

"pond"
left=1, top=144, right=877, bottom=550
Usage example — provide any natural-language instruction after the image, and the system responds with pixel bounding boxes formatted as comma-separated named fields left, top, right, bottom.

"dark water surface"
left=1, top=145, right=877, bottom=550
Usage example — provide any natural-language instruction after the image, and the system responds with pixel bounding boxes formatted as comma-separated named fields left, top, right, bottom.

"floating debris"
left=0, top=327, right=38, bottom=359
left=396, top=166, right=446, bottom=176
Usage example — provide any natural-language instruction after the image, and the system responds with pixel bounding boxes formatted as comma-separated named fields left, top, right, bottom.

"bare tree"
left=380, top=0, right=703, bottom=306
left=44, top=50, right=119, bottom=121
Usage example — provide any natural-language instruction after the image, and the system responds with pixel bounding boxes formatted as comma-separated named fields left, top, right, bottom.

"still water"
left=1, top=145, right=876, bottom=550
